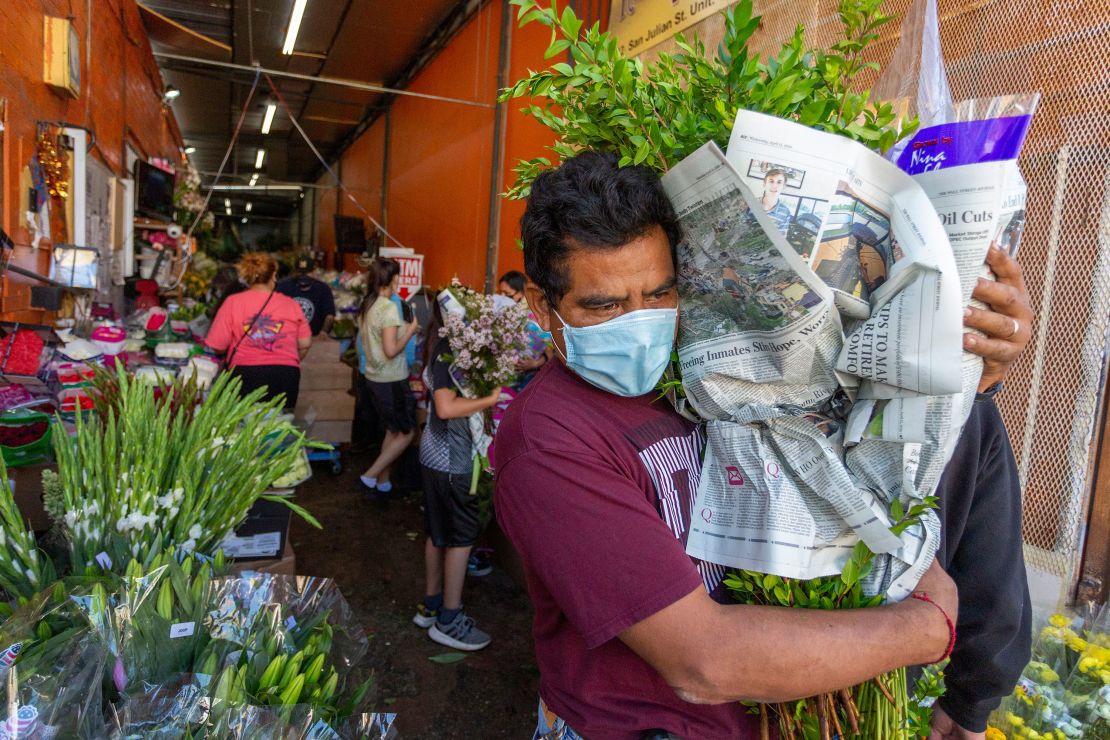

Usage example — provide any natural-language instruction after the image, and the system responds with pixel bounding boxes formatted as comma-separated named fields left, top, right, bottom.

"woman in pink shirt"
left=206, top=252, right=311, bottom=410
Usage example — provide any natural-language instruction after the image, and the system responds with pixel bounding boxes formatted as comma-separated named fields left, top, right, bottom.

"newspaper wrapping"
left=664, top=110, right=974, bottom=600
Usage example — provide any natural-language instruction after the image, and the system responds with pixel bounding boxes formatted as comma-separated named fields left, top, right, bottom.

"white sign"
left=170, top=622, right=196, bottom=639
left=392, top=254, right=424, bottom=300
left=220, top=531, right=282, bottom=559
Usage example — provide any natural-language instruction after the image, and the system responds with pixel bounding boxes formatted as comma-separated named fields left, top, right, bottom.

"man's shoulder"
left=496, top=364, right=691, bottom=469
left=496, top=366, right=590, bottom=464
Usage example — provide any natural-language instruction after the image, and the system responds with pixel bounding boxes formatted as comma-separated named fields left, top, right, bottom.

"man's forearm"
left=704, top=599, right=947, bottom=703
left=624, top=587, right=952, bottom=705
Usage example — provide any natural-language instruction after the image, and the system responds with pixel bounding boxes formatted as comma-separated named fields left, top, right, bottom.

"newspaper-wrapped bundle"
left=664, top=109, right=991, bottom=600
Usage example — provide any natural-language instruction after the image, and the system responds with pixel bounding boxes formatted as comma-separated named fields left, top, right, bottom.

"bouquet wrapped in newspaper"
left=504, top=0, right=1036, bottom=735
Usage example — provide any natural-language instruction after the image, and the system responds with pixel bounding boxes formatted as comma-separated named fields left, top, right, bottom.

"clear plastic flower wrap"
left=109, top=674, right=399, bottom=739
left=204, top=573, right=367, bottom=673
left=114, top=557, right=217, bottom=691
left=0, top=582, right=109, bottom=738
left=197, top=573, right=373, bottom=722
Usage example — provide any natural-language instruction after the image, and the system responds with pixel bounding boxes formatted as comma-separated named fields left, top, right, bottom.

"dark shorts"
left=422, top=466, right=480, bottom=548
left=231, top=364, right=300, bottom=410
left=366, top=379, right=416, bottom=433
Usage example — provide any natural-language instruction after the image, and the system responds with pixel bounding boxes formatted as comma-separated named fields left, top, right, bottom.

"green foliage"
left=501, top=0, right=918, bottom=198
left=723, top=494, right=939, bottom=610
left=907, top=664, right=947, bottom=738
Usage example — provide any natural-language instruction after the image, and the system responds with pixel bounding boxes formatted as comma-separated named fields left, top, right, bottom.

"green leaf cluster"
left=501, top=0, right=918, bottom=198
left=723, top=493, right=939, bottom=611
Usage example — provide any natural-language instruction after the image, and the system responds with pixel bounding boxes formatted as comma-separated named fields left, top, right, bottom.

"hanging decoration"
left=35, top=125, right=68, bottom=200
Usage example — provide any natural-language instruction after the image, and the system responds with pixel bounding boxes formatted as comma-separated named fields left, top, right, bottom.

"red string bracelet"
left=911, top=591, right=956, bottom=663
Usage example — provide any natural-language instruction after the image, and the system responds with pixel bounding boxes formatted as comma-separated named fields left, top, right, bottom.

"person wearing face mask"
left=496, top=151, right=1036, bottom=740
left=493, top=152, right=959, bottom=739
left=498, top=270, right=527, bottom=303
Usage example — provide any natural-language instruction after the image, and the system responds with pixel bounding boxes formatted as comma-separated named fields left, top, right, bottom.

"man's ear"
left=525, top=282, right=554, bottom=333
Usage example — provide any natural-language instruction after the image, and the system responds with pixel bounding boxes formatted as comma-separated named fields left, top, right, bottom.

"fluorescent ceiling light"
left=184, top=146, right=196, bottom=154
left=249, top=174, right=259, bottom=186
left=223, top=198, right=231, bottom=209
left=261, top=104, right=277, bottom=135
left=282, top=0, right=309, bottom=55
left=254, top=149, right=266, bottom=169
left=225, top=205, right=232, bottom=215
left=241, top=217, right=248, bottom=224
left=245, top=202, right=253, bottom=212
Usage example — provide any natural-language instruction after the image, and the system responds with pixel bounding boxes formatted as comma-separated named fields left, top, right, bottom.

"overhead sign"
left=608, top=0, right=735, bottom=56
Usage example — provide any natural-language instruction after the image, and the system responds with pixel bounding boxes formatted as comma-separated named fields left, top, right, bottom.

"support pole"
left=484, top=0, right=513, bottom=293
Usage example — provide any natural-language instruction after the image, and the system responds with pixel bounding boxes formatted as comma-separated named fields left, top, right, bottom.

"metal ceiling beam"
left=152, top=52, right=496, bottom=109
left=160, top=65, right=377, bottom=110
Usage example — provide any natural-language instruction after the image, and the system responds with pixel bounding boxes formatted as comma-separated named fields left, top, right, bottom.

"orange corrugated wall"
left=316, top=1, right=562, bottom=291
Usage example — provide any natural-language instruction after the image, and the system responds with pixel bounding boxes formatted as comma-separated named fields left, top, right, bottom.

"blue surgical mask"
left=553, top=308, right=677, bottom=397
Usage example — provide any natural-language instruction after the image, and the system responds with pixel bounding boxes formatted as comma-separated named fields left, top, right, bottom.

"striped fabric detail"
left=638, top=431, right=725, bottom=593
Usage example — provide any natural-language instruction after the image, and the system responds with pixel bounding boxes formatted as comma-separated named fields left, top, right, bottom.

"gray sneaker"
left=427, top=611, right=491, bottom=651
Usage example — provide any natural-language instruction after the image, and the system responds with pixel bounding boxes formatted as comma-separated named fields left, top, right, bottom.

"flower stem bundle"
left=0, top=457, right=55, bottom=601
left=52, top=368, right=321, bottom=573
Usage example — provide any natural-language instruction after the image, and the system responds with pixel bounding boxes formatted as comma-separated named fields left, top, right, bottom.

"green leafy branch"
left=500, top=0, right=918, bottom=198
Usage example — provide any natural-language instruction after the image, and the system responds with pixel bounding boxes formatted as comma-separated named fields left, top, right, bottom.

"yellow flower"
left=1037, top=665, right=1060, bottom=683
left=986, top=727, right=1007, bottom=740
left=1068, top=636, right=1089, bottom=653
left=1007, top=711, right=1025, bottom=727
left=1049, top=614, right=1071, bottom=628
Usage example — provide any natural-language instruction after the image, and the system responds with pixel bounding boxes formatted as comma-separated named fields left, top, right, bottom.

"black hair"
left=357, top=257, right=400, bottom=322
left=498, top=270, right=526, bottom=294
left=423, top=291, right=445, bottom=372
left=520, top=151, right=681, bottom=304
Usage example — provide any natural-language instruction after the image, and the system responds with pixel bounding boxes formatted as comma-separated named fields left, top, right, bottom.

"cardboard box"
left=222, top=497, right=292, bottom=561
left=7, top=463, right=53, bottom=532
left=229, top=540, right=296, bottom=576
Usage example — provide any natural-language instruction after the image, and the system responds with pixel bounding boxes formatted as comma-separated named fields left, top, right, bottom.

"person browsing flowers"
left=358, top=257, right=419, bottom=495
left=411, top=298, right=501, bottom=652
left=205, top=252, right=311, bottom=410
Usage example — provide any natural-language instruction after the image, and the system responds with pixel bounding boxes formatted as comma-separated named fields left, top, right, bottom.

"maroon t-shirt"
left=495, top=360, right=760, bottom=740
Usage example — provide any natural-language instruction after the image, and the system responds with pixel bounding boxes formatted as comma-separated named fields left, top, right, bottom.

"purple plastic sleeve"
left=896, top=115, right=1033, bottom=175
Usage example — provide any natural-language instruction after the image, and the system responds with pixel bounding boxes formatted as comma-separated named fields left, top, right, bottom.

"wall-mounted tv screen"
left=335, top=215, right=366, bottom=253
left=135, top=160, right=176, bottom=221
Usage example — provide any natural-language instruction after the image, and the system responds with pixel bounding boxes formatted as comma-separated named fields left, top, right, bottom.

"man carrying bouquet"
left=495, top=151, right=1031, bottom=740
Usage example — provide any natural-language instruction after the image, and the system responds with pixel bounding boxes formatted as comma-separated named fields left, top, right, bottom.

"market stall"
left=0, top=367, right=395, bottom=736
